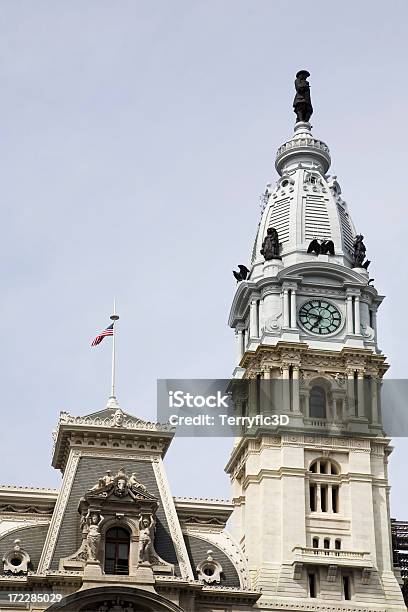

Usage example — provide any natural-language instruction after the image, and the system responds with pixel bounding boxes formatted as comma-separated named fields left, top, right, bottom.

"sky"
left=1, top=1, right=408, bottom=517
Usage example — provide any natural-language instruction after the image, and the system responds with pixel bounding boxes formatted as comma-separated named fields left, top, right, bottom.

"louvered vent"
left=337, top=204, right=354, bottom=253
left=268, top=197, right=290, bottom=243
left=304, top=197, right=331, bottom=240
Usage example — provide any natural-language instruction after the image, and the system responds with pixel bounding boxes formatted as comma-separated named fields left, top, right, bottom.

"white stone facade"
left=226, top=119, right=406, bottom=611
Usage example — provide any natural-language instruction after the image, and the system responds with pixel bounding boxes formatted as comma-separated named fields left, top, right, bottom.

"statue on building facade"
left=307, top=238, right=335, bottom=256
left=260, top=227, right=281, bottom=260
left=352, top=234, right=370, bottom=268
left=232, top=264, right=250, bottom=282
left=138, top=514, right=158, bottom=565
left=293, top=70, right=313, bottom=123
left=86, top=511, right=104, bottom=561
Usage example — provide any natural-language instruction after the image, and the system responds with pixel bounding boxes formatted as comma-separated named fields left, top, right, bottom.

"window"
left=323, top=538, right=330, bottom=549
left=310, top=386, right=326, bottom=418
left=104, top=527, right=130, bottom=575
left=309, top=460, right=340, bottom=513
left=332, top=486, right=339, bottom=512
left=310, top=484, right=316, bottom=511
left=335, top=539, right=341, bottom=550
left=308, top=572, right=317, bottom=598
left=312, top=537, right=319, bottom=548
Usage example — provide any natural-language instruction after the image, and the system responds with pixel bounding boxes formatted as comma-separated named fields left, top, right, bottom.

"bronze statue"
left=307, top=238, right=335, bottom=256
left=261, top=227, right=281, bottom=260
left=353, top=234, right=370, bottom=268
left=232, top=264, right=250, bottom=282
left=293, top=70, right=313, bottom=123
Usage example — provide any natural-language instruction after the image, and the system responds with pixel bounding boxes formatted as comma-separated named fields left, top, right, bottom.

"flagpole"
left=110, top=299, right=119, bottom=399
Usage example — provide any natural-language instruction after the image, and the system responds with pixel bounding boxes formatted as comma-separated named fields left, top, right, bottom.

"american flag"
left=91, top=323, right=114, bottom=347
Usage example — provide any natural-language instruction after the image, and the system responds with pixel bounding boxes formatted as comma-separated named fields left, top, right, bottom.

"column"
left=332, top=397, right=337, bottom=422
left=371, top=376, right=379, bottom=424
left=281, top=364, right=290, bottom=413
left=292, top=366, right=300, bottom=413
left=327, top=484, right=333, bottom=513
left=261, top=368, right=271, bottom=415
left=347, top=295, right=354, bottom=334
left=236, top=329, right=244, bottom=363
left=248, top=377, right=258, bottom=417
left=316, top=483, right=321, bottom=512
left=250, top=300, right=259, bottom=339
left=283, top=289, right=290, bottom=328
left=354, top=295, right=361, bottom=335
left=357, top=371, right=365, bottom=418
left=290, top=289, right=297, bottom=328
left=371, top=309, right=378, bottom=340
left=347, top=369, right=356, bottom=417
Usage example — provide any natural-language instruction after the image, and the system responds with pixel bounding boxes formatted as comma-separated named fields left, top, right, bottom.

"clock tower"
left=226, top=72, right=405, bottom=611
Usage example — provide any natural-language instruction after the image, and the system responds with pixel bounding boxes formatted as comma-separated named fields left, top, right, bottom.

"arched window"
left=104, top=527, right=130, bottom=575
left=310, top=386, right=327, bottom=418
left=309, top=459, right=340, bottom=514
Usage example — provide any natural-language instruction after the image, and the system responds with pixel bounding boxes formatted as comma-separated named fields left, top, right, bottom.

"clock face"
left=298, top=300, right=342, bottom=335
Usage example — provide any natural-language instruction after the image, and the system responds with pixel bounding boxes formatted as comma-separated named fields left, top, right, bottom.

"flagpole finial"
left=110, top=299, right=119, bottom=322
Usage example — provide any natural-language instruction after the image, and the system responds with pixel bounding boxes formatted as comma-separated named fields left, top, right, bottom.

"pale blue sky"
left=1, top=1, right=407, bottom=517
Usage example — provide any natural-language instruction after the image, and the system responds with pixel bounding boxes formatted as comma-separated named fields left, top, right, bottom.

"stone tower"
left=226, top=74, right=406, bottom=611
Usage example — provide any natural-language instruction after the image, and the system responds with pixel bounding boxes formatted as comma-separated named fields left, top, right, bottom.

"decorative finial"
left=293, top=70, right=313, bottom=123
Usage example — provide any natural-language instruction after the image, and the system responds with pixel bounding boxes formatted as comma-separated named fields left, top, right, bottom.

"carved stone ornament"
left=196, top=549, right=223, bottom=584
left=60, top=468, right=171, bottom=574
left=85, top=468, right=154, bottom=502
left=361, top=321, right=375, bottom=341
left=2, top=539, right=31, bottom=575
left=262, top=313, right=282, bottom=333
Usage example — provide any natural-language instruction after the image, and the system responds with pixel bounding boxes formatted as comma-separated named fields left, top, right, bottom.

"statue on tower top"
left=293, top=70, right=313, bottom=123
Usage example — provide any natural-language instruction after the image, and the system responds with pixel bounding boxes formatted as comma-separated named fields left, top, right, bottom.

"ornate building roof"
left=250, top=121, right=358, bottom=279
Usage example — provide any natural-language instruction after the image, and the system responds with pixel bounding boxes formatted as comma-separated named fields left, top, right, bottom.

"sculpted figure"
left=129, top=472, right=147, bottom=492
left=353, top=234, right=367, bottom=267
left=293, top=70, right=313, bottom=122
left=113, top=408, right=124, bottom=427
left=260, top=227, right=281, bottom=260
left=86, top=511, right=103, bottom=561
left=138, top=515, right=155, bottom=564
left=91, top=470, right=114, bottom=491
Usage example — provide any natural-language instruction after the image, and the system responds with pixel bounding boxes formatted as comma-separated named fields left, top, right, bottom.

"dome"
left=249, top=122, right=357, bottom=280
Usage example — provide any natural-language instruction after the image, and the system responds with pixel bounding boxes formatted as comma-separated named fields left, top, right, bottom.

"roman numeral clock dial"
left=298, top=299, right=342, bottom=335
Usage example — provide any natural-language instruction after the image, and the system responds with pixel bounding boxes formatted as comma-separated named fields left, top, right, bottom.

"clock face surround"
left=298, top=299, right=342, bottom=336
